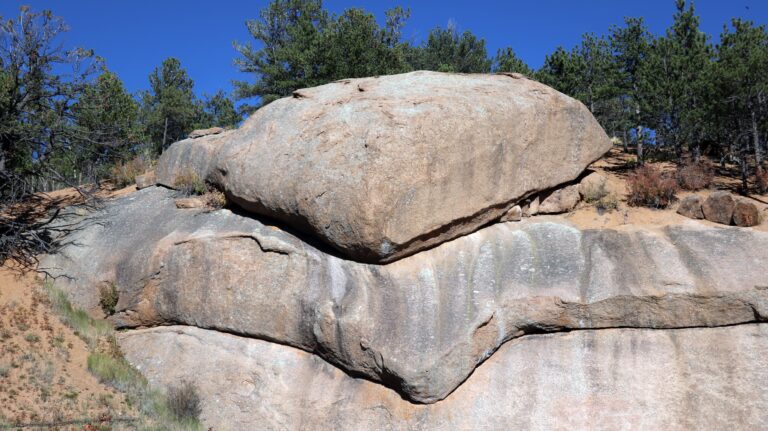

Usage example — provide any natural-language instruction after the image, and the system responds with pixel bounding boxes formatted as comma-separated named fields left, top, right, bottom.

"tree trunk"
left=636, top=125, right=643, bottom=165
left=161, top=117, right=169, bottom=153
left=739, top=136, right=749, bottom=193
left=623, top=129, right=629, bottom=153
left=753, top=110, right=764, bottom=176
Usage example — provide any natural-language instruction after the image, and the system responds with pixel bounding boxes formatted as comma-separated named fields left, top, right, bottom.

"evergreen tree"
left=72, top=70, right=141, bottom=180
left=492, top=47, right=532, bottom=75
left=412, top=24, right=491, bottom=73
left=610, top=17, right=653, bottom=163
left=0, top=6, right=101, bottom=193
left=199, top=91, right=242, bottom=129
left=320, top=7, right=411, bottom=80
left=233, top=1, right=412, bottom=110
left=142, top=57, right=200, bottom=153
left=643, top=0, right=712, bottom=160
left=536, top=46, right=581, bottom=96
left=233, top=0, right=329, bottom=108
left=711, top=19, right=768, bottom=190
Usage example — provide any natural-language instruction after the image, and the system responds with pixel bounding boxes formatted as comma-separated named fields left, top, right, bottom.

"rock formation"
left=42, top=187, right=768, bottom=405
left=155, top=71, right=611, bottom=263
left=41, top=72, right=768, bottom=430
left=121, top=324, right=768, bottom=431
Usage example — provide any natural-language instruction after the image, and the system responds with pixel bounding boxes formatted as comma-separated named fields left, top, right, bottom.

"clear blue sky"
left=2, top=1, right=766, bottom=99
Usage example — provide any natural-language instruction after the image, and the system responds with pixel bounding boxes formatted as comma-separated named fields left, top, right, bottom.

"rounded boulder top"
left=160, top=71, right=612, bottom=263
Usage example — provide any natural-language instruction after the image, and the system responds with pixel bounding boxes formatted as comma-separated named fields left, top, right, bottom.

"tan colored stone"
left=579, top=171, right=607, bottom=200
left=158, top=71, right=611, bottom=262
left=188, top=126, right=224, bottom=139
left=702, top=191, right=735, bottom=225
left=677, top=195, right=704, bottom=219
left=733, top=200, right=760, bottom=227
left=120, top=324, right=768, bottom=431
left=174, top=197, right=205, bottom=209
left=538, top=184, right=581, bottom=214
left=501, top=205, right=522, bottom=222
left=522, top=196, right=540, bottom=217
left=134, top=171, right=156, bottom=189
left=41, top=188, right=768, bottom=404
left=155, top=129, right=234, bottom=188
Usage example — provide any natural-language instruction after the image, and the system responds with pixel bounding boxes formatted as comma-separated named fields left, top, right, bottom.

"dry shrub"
left=109, top=155, right=149, bottom=187
left=627, top=165, right=678, bottom=208
left=167, top=380, right=202, bottom=422
left=677, top=160, right=714, bottom=190
left=173, top=170, right=207, bottom=196
left=202, top=189, right=227, bottom=209
left=757, top=169, right=768, bottom=194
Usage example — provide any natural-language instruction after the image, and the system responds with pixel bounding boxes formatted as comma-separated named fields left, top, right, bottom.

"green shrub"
left=98, top=283, right=119, bottom=316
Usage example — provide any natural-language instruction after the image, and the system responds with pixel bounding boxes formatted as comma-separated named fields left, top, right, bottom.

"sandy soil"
left=564, top=147, right=768, bottom=232
left=0, top=264, right=134, bottom=429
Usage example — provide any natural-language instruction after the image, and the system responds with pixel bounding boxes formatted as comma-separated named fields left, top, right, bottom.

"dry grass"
left=173, top=170, right=207, bottom=196
left=109, top=155, right=152, bottom=188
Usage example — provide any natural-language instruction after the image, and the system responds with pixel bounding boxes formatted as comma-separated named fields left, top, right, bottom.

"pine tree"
left=711, top=19, right=768, bottom=190
left=492, top=47, right=532, bottom=76
left=610, top=17, right=653, bottom=163
left=412, top=24, right=491, bottom=73
left=643, top=0, right=712, bottom=161
left=142, top=58, right=200, bottom=153
left=72, top=70, right=141, bottom=180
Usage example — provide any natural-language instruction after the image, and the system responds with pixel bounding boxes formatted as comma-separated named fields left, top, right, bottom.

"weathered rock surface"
left=677, top=194, right=704, bottom=219
left=155, top=129, right=234, bottom=188
left=134, top=171, right=155, bottom=190
left=500, top=205, right=522, bottom=222
left=188, top=126, right=224, bottom=139
left=156, top=71, right=611, bottom=262
left=42, top=187, right=768, bottom=403
left=578, top=171, right=607, bottom=199
left=702, top=191, right=735, bottom=225
left=120, top=324, right=768, bottom=431
left=733, top=200, right=760, bottom=227
left=538, top=184, right=581, bottom=214
left=174, top=197, right=206, bottom=209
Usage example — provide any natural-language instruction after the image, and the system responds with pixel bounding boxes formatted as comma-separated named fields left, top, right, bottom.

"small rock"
left=74, top=207, right=88, bottom=216
left=677, top=195, right=704, bottom=219
left=522, top=196, right=539, bottom=217
left=501, top=205, right=522, bottom=222
left=175, top=197, right=206, bottom=209
left=702, top=191, right=735, bottom=225
left=135, top=171, right=156, bottom=190
left=579, top=172, right=607, bottom=200
left=733, top=200, right=759, bottom=227
left=188, top=127, right=224, bottom=139
left=539, top=184, right=581, bottom=214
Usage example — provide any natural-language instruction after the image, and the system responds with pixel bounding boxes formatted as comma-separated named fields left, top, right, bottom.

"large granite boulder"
left=156, top=71, right=611, bottom=262
left=120, top=324, right=768, bottom=431
left=41, top=187, right=768, bottom=404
